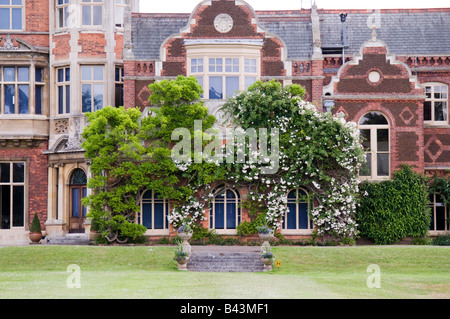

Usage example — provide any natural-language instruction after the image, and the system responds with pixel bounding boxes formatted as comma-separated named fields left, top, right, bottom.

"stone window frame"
left=81, top=0, right=103, bottom=27
left=428, top=193, right=449, bottom=234
left=114, top=0, right=126, bottom=29
left=0, top=161, right=27, bottom=230
left=139, top=190, right=170, bottom=235
left=423, top=82, right=448, bottom=125
left=80, top=64, right=104, bottom=113
left=0, top=0, right=24, bottom=31
left=0, top=64, right=46, bottom=115
left=56, top=0, right=70, bottom=29
left=209, top=186, right=241, bottom=235
left=56, top=66, right=70, bottom=115
left=187, top=45, right=260, bottom=100
left=358, top=111, right=391, bottom=181
left=281, top=188, right=313, bottom=235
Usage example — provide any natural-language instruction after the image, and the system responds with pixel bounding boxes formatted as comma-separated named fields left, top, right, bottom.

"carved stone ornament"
left=214, top=13, right=234, bottom=33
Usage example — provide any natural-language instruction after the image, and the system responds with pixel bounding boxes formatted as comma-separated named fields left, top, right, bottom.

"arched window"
left=140, top=190, right=169, bottom=231
left=69, top=169, right=87, bottom=233
left=283, top=189, right=312, bottom=231
left=210, top=186, right=241, bottom=231
left=359, top=112, right=390, bottom=180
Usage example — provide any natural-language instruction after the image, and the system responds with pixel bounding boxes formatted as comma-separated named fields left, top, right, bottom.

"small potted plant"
left=174, top=245, right=190, bottom=271
left=260, top=249, right=274, bottom=272
left=29, top=213, right=42, bottom=244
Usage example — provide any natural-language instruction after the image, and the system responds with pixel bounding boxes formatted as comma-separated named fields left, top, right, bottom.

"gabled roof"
left=319, top=9, right=450, bottom=56
left=130, top=8, right=450, bottom=61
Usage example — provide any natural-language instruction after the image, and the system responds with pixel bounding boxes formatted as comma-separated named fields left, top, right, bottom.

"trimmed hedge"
left=357, top=166, right=431, bottom=245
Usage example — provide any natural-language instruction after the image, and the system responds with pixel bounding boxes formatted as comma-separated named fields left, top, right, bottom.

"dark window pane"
left=0, top=185, right=11, bottom=229
left=35, top=68, right=43, bottom=82
left=360, top=129, right=371, bottom=151
left=377, top=129, right=389, bottom=152
left=0, top=163, right=10, bottom=182
left=436, top=206, right=446, bottom=231
left=57, top=69, right=64, bottom=82
left=12, top=186, right=24, bottom=227
left=377, top=153, right=389, bottom=176
left=424, top=101, right=432, bottom=121
left=4, top=84, right=15, bottom=114
left=13, top=163, right=24, bottom=183
left=65, top=68, right=70, bottom=81
left=18, top=84, right=28, bottom=114
left=72, top=188, right=80, bottom=217
left=58, top=86, right=64, bottom=114
left=359, top=112, right=388, bottom=125
left=435, top=102, right=447, bottom=122
left=66, top=85, right=70, bottom=113
left=115, top=84, right=123, bottom=107
left=35, top=86, right=42, bottom=114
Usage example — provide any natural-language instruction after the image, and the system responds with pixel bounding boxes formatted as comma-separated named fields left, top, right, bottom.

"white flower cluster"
left=168, top=196, right=207, bottom=228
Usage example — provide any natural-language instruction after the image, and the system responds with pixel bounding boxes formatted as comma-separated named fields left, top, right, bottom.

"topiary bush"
left=357, top=165, right=431, bottom=245
left=30, top=213, right=41, bottom=233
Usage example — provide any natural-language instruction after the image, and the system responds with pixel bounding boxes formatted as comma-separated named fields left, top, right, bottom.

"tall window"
left=35, top=68, right=44, bottom=115
left=210, top=186, right=241, bottom=231
left=57, top=67, right=70, bottom=114
left=140, top=190, right=169, bottom=231
left=1, top=66, right=29, bottom=114
left=81, top=65, right=103, bottom=113
left=424, top=83, right=448, bottom=124
left=81, top=0, right=103, bottom=26
left=359, top=112, right=390, bottom=180
left=0, top=162, right=25, bottom=229
left=429, top=193, right=449, bottom=233
left=190, top=56, right=258, bottom=100
left=114, top=0, right=125, bottom=28
left=283, top=189, right=312, bottom=231
left=56, top=0, right=70, bottom=28
left=0, top=0, right=23, bottom=31
left=115, top=66, right=124, bottom=107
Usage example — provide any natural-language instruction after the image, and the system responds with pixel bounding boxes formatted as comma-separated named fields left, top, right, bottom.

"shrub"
left=357, top=165, right=431, bottom=245
left=30, top=214, right=41, bottom=233
left=433, top=235, right=450, bottom=246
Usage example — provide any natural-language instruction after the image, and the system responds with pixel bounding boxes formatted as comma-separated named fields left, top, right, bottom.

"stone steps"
left=45, top=233, right=90, bottom=245
left=187, top=248, right=264, bottom=272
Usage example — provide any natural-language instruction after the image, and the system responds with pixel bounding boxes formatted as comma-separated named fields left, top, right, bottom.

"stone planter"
left=178, top=231, right=193, bottom=255
left=261, top=257, right=273, bottom=272
left=176, top=257, right=189, bottom=271
left=258, top=232, right=273, bottom=253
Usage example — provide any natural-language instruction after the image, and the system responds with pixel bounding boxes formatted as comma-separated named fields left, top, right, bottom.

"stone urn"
left=261, top=257, right=273, bottom=272
left=258, top=231, right=273, bottom=253
left=176, top=256, right=190, bottom=271
left=29, top=232, right=43, bottom=244
left=178, top=230, right=193, bottom=255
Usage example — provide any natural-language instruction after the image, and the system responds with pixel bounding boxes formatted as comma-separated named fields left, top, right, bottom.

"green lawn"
left=0, top=245, right=448, bottom=299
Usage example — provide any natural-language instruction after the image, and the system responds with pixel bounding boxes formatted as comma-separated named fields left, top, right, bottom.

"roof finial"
left=371, top=24, right=378, bottom=41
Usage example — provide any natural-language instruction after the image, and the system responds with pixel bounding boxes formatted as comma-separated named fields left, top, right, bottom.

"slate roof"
left=131, top=9, right=450, bottom=61
left=132, top=13, right=189, bottom=60
left=319, top=9, right=450, bottom=56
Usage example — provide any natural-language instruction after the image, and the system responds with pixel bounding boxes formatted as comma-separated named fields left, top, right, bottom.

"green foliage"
left=432, top=235, right=450, bottom=246
left=82, top=77, right=225, bottom=244
left=30, top=213, right=41, bottom=233
left=357, top=165, right=431, bottom=245
left=428, top=173, right=450, bottom=206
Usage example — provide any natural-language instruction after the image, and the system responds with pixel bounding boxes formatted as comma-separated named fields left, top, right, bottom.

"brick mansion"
left=0, top=0, right=449, bottom=245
